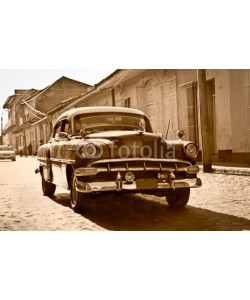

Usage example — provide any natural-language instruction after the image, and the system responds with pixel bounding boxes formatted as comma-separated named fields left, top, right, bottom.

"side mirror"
left=58, top=131, right=68, bottom=139
left=177, top=130, right=185, bottom=140
left=156, top=132, right=163, bottom=138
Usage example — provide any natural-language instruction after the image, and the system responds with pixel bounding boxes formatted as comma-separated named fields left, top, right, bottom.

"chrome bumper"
left=75, top=177, right=202, bottom=193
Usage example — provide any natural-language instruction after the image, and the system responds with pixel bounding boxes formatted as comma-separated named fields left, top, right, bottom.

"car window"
left=53, top=121, right=62, bottom=138
left=73, top=113, right=152, bottom=134
left=53, top=120, right=71, bottom=138
left=63, top=122, right=71, bottom=135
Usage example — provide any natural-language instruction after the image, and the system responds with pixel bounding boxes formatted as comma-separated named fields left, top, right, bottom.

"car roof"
left=55, top=106, right=147, bottom=123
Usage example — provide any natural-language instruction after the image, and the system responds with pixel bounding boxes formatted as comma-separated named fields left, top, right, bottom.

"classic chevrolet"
left=36, top=106, right=202, bottom=212
left=0, top=145, right=16, bottom=161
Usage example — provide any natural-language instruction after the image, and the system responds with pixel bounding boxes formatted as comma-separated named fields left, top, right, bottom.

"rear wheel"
left=165, top=188, right=190, bottom=207
left=42, top=176, right=56, bottom=196
left=70, top=174, right=91, bottom=213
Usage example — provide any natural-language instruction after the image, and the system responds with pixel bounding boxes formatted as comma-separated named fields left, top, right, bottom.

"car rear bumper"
left=75, top=177, right=202, bottom=193
left=0, top=156, right=16, bottom=160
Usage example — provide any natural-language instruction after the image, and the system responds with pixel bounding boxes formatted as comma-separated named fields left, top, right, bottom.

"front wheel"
left=42, top=176, right=56, bottom=196
left=165, top=188, right=190, bottom=207
left=70, top=174, right=91, bottom=213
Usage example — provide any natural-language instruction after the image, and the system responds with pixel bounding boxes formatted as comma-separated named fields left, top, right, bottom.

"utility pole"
left=197, top=69, right=212, bottom=173
left=0, top=113, right=3, bottom=145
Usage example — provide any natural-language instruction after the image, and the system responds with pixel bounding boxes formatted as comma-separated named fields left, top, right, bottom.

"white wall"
left=206, top=70, right=232, bottom=151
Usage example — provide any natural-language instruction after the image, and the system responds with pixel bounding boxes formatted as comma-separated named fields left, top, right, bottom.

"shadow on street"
left=49, top=192, right=250, bottom=231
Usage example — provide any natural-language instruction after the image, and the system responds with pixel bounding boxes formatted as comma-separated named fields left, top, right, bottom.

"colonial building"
left=3, top=89, right=38, bottom=151
left=64, top=69, right=250, bottom=165
left=3, top=70, right=250, bottom=164
left=3, top=76, right=92, bottom=154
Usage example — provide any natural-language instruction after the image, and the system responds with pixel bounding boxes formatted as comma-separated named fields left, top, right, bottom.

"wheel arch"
left=66, top=164, right=74, bottom=190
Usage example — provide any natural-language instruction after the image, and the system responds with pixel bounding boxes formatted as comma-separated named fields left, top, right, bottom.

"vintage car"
left=36, top=106, right=202, bottom=212
left=0, top=145, right=16, bottom=161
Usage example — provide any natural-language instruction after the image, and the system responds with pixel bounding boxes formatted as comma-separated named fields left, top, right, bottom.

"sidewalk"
left=198, top=163, right=250, bottom=176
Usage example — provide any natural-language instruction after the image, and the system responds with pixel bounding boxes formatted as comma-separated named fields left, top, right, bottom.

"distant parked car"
left=36, top=106, right=202, bottom=212
left=0, top=145, right=16, bottom=161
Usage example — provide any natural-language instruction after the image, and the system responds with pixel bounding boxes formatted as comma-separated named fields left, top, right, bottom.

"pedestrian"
left=24, top=146, right=28, bottom=157
left=28, top=143, right=32, bottom=156
left=18, top=144, right=23, bottom=157
left=39, top=138, right=44, bottom=146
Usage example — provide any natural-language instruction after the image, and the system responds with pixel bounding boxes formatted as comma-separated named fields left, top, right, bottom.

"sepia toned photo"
left=2, top=1, right=250, bottom=300
left=1, top=69, right=250, bottom=231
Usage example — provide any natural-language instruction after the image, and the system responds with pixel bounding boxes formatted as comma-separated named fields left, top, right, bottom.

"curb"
left=199, top=166, right=250, bottom=176
left=213, top=167, right=250, bottom=176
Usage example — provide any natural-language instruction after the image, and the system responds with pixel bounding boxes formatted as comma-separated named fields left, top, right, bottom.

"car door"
left=50, top=119, right=71, bottom=188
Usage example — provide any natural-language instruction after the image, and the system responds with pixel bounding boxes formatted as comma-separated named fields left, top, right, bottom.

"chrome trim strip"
left=90, top=158, right=192, bottom=165
left=38, top=157, right=75, bottom=164
left=76, top=177, right=202, bottom=193
left=88, top=158, right=193, bottom=174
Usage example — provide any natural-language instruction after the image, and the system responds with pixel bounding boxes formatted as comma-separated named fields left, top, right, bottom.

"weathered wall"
left=176, top=69, right=199, bottom=144
left=206, top=69, right=232, bottom=152
left=176, top=69, right=233, bottom=153
left=116, top=70, right=179, bottom=139
left=36, top=77, right=90, bottom=113
left=229, top=70, right=248, bottom=153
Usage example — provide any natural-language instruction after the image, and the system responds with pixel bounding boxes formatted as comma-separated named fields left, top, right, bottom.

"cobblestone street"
left=1, top=157, right=250, bottom=230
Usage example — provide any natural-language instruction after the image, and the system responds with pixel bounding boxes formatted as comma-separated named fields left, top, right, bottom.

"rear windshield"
left=0, top=145, right=14, bottom=150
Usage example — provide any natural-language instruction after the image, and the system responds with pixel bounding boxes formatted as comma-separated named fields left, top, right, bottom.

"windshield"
left=73, top=113, right=152, bottom=134
left=0, top=145, right=14, bottom=151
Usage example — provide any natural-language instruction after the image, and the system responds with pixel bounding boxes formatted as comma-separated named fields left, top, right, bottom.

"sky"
left=0, top=69, right=115, bottom=126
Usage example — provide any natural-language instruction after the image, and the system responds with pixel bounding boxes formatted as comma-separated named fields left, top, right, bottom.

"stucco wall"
left=76, top=90, right=113, bottom=108
left=206, top=69, right=232, bottom=151
left=176, top=69, right=233, bottom=152
left=176, top=69, right=199, bottom=143
left=36, top=78, right=89, bottom=113
left=2, top=134, right=9, bottom=145
left=229, top=70, right=248, bottom=153
left=117, top=70, right=179, bottom=138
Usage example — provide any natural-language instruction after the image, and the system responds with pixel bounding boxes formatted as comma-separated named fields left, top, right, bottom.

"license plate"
left=136, top=178, right=158, bottom=190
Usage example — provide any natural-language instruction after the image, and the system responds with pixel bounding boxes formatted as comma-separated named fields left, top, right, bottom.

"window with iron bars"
left=124, top=97, right=130, bottom=108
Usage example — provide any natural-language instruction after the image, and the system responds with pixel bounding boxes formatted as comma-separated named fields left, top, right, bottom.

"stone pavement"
left=199, top=163, right=250, bottom=176
left=1, top=157, right=250, bottom=230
